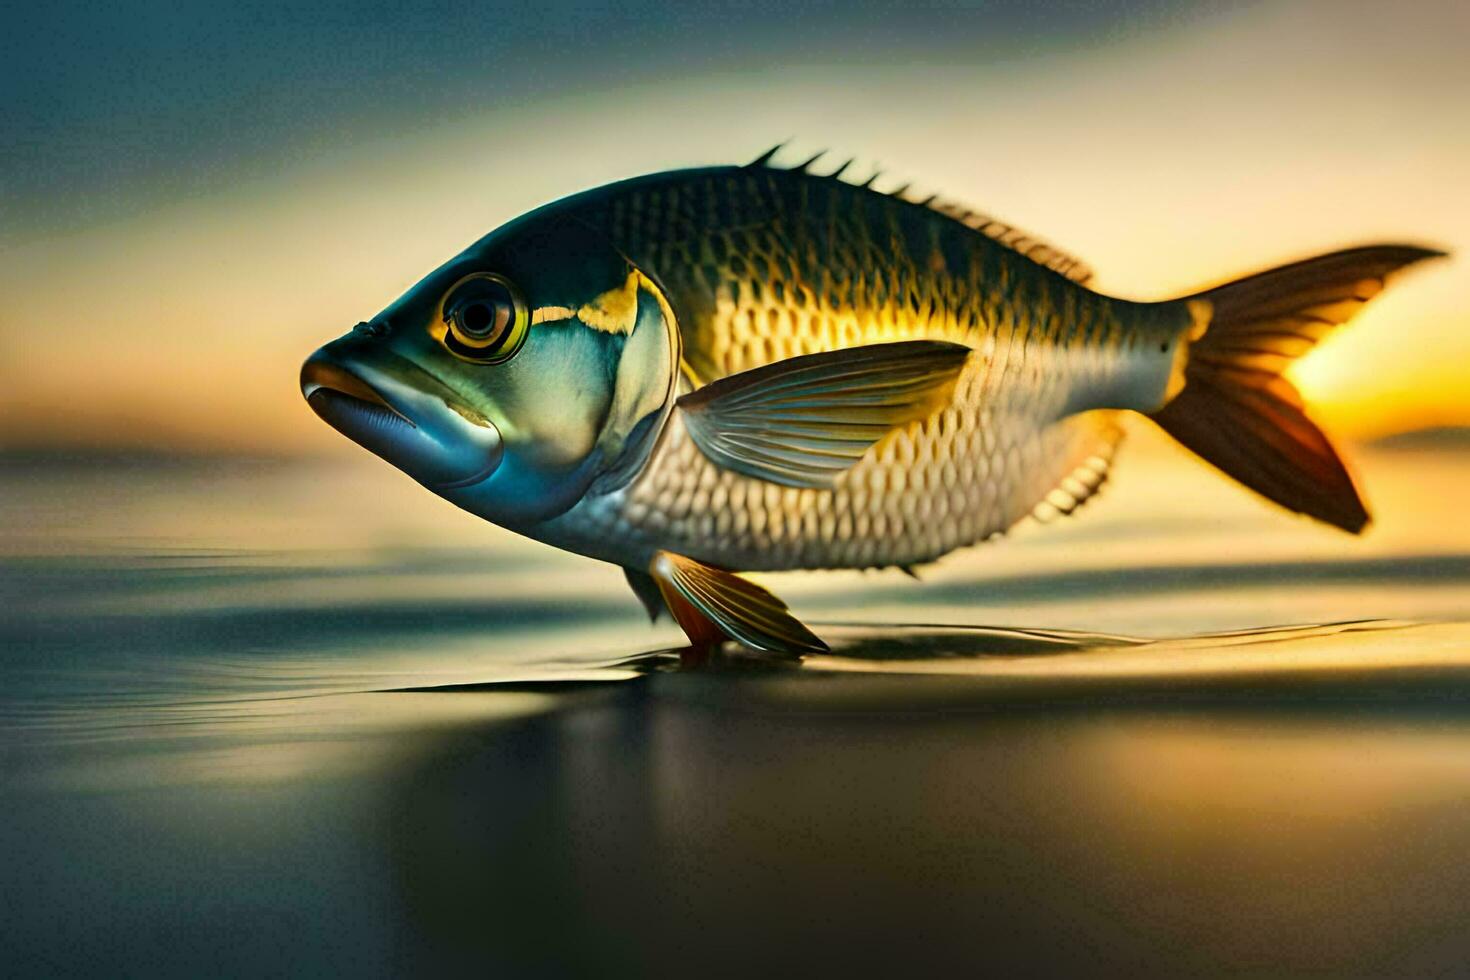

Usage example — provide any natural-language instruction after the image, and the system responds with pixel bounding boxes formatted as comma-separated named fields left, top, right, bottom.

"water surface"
left=3, top=429, right=1469, bottom=976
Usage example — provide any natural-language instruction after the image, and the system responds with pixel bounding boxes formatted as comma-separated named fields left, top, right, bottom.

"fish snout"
left=300, top=339, right=503, bottom=490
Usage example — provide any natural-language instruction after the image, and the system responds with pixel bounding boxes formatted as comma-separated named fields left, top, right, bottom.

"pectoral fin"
left=649, top=551, right=827, bottom=654
left=678, top=340, right=970, bottom=489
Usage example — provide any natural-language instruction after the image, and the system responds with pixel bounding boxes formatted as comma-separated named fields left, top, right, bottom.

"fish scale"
left=306, top=152, right=1437, bottom=649
left=538, top=165, right=1159, bottom=571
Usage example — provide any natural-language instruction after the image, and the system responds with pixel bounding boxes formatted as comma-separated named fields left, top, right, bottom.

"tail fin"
left=1150, top=244, right=1446, bottom=533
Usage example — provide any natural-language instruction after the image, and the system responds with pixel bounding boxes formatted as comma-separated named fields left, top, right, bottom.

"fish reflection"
left=387, top=640, right=1470, bottom=976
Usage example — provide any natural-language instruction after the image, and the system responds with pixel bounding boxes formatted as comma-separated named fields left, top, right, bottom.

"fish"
left=300, top=147, right=1446, bottom=654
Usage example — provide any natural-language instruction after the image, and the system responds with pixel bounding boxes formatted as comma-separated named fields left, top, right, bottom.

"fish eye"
left=436, top=273, right=529, bottom=364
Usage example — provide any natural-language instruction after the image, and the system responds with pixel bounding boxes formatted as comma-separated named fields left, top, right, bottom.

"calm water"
left=3, top=426, right=1470, bottom=976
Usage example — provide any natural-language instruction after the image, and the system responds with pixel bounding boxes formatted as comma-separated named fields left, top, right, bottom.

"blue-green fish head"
left=300, top=215, right=678, bottom=528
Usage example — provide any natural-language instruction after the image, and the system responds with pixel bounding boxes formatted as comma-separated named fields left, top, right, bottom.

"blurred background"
left=4, top=0, right=1467, bottom=631
left=4, top=3, right=1470, bottom=976
left=2, top=0, right=1466, bottom=458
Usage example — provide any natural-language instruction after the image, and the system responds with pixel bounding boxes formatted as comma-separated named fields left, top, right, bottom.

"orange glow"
left=1, top=1, right=1463, bottom=455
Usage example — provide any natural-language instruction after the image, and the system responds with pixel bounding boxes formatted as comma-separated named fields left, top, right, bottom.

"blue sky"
left=1, top=1, right=1199, bottom=240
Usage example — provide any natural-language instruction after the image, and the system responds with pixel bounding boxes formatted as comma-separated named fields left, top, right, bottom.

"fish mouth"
left=300, top=345, right=502, bottom=490
left=302, top=359, right=416, bottom=430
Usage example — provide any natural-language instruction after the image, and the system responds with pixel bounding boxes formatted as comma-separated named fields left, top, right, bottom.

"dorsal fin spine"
left=740, top=143, right=1095, bottom=284
left=745, top=142, right=786, bottom=168
left=794, top=150, right=826, bottom=173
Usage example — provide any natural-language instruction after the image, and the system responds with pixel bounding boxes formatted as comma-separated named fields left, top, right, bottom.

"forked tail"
left=1151, top=244, right=1446, bottom=533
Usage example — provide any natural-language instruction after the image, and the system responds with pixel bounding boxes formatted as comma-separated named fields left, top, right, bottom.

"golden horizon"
left=2, top=2, right=1464, bottom=455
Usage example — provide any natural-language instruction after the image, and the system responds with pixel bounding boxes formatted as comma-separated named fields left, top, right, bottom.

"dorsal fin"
left=743, top=144, right=1095, bottom=285
left=744, top=142, right=787, bottom=168
left=923, top=196, right=1094, bottom=284
left=794, top=149, right=827, bottom=173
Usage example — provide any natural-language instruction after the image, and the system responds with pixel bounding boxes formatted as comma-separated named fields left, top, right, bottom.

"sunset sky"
left=1, top=0, right=1465, bottom=456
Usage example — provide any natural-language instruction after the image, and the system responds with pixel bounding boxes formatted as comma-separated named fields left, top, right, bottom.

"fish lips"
left=300, top=341, right=502, bottom=491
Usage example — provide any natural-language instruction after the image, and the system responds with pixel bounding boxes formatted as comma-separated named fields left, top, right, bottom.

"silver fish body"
left=301, top=151, right=1442, bottom=651
left=535, top=165, right=1193, bottom=571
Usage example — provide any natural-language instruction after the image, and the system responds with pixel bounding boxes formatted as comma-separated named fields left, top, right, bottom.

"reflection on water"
left=3, top=431, right=1470, bottom=975
left=390, top=687, right=1470, bottom=977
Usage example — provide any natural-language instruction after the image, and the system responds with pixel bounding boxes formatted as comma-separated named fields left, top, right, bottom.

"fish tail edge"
left=1149, top=243, right=1447, bottom=534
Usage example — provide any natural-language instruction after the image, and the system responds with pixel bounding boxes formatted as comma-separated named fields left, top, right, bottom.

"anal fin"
left=1029, top=414, right=1123, bottom=524
left=649, top=551, right=827, bottom=654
